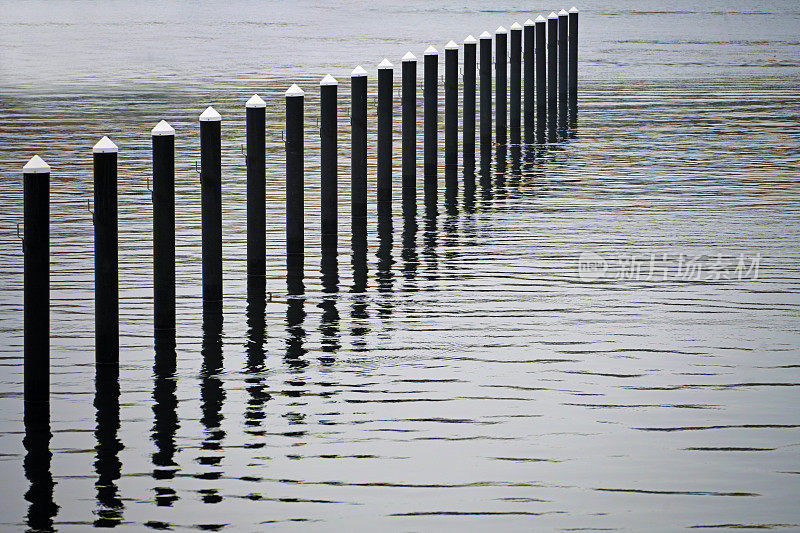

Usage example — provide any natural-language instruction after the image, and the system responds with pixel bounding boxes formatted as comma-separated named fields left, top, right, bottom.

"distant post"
left=558, top=9, right=569, bottom=132
left=523, top=19, right=535, bottom=143
left=423, top=46, right=439, bottom=206
left=320, top=75, right=338, bottom=251
left=479, top=31, right=492, bottom=156
left=285, top=84, right=304, bottom=287
left=568, top=6, right=579, bottom=126
left=351, top=66, right=368, bottom=226
left=547, top=12, right=558, bottom=140
left=246, top=94, right=266, bottom=283
left=151, top=120, right=176, bottom=348
left=377, top=59, right=393, bottom=207
left=495, top=26, right=508, bottom=146
left=510, top=22, right=522, bottom=145
left=199, top=106, right=222, bottom=313
left=535, top=15, right=547, bottom=140
left=401, top=52, right=417, bottom=215
left=444, top=40, right=458, bottom=183
left=463, top=35, right=477, bottom=171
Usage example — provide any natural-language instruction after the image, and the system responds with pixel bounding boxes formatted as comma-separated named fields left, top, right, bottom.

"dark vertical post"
left=495, top=26, right=508, bottom=146
left=463, top=35, right=477, bottom=171
left=547, top=12, right=558, bottom=141
left=351, top=66, right=368, bottom=226
left=558, top=9, right=569, bottom=132
left=510, top=22, right=522, bottom=145
left=535, top=15, right=547, bottom=141
left=246, top=94, right=266, bottom=284
left=285, top=84, right=304, bottom=290
left=152, top=121, right=176, bottom=348
left=23, top=155, right=50, bottom=406
left=423, top=46, right=438, bottom=207
left=444, top=40, right=458, bottom=191
left=93, top=136, right=119, bottom=367
left=524, top=19, right=535, bottom=143
left=568, top=6, right=579, bottom=126
left=377, top=59, right=393, bottom=207
left=479, top=31, right=492, bottom=157
left=320, top=75, right=338, bottom=251
left=401, top=52, right=417, bottom=215
left=199, top=106, right=222, bottom=313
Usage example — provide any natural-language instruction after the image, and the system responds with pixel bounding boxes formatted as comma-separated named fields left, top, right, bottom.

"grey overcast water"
left=1, top=0, right=799, bottom=531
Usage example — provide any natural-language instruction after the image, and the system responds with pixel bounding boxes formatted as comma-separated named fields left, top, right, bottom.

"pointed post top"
left=548, top=11, right=558, bottom=19
left=445, top=40, right=458, bottom=50
left=510, top=22, right=522, bottom=30
left=524, top=18, right=535, bottom=26
left=23, top=155, right=50, bottom=174
left=495, top=26, right=507, bottom=34
left=424, top=45, right=438, bottom=56
left=378, top=58, right=394, bottom=69
left=246, top=94, right=266, bottom=108
left=559, top=8, right=568, bottom=16
left=569, top=6, right=579, bottom=13
left=93, top=136, right=118, bottom=153
left=151, top=120, right=175, bottom=136
left=285, top=84, right=304, bottom=97
left=402, top=51, right=417, bottom=62
left=464, top=34, right=477, bottom=44
left=351, top=65, right=367, bottom=77
left=479, top=31, right=492, bottom=39
left=199, top=106, right=221, bottom=121
left=320, top=74, right=338, bottom=86
left=536, top=14, right=546, bottom=22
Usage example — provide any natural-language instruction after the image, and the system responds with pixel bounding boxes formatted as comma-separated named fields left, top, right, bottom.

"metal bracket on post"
left=87, top=199, right=95, bottom=224
left=146, top=176, right=153, bottom=202
left=17, top=223, right=24, bottom=252
left=195, top=161, right=200, bottom=177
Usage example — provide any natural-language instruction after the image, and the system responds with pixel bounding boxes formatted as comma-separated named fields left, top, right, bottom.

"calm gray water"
left=1, top=1, right=799, bottom=531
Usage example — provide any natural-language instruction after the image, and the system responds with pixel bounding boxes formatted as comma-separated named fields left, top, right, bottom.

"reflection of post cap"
left=320, top=74, right=338, bottom=86
left=23, top=155, right=50, bottom=174
left=445, top=40, right=458, bottom=50
left=479, top=31, right=492, bottom=39
left=402, top=51, right=417, bottom=62
left=464, top=34, right=477, bottom=44
left=199, top=106, right=222, bottom=121
left=285, top=84, right=304, bottom=97
left=151, top=120, right=175, bottom=136
left=93, top=136, right=118, bottom=153
left=569, top=6, right=579, bottom=13
left=510, top=22, right=522, bottom=30
left=246, top=94, right=266, bottom=108
left=378, top=58, right=394, bottom=69
left=536, top=14, right=546, bottom=22
left=351, top=65, right=368, bottom=77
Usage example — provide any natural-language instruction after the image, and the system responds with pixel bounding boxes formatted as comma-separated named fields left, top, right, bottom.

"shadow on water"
left=376, top=203, right=394, bottom=325
left=351, top=219, right=369, bottom=351
left=23, top=402, right=58, bottom=532
left=94, top=367, right=123, bottom=527
left=319, top=238, right=340, bottom=363
left=197, top=310, right=225, bottom=503
left=152, top=336, right=180, bottom=507
left=245, top=279, right=270, bottom=438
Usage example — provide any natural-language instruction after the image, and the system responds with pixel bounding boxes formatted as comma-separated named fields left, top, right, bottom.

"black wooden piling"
left=401, top=52, right=417, bottom=215
left=151, top=121, right=176, bottom=348
left=463, top=35, right=477, bottom=171
left=568, top=6, right=579, bottom=126
left=377, top=59, right=393, bottom=207
left=479, top=31, right=492, bottom=155
left=351, top=66, right=368, bottom=225
left=524, top=19, right=535, bottom=143
left=495, top=27, right=508, bottom=146
left=285, top=85, right=304, bottom=282
left=93, top=136, right=119, bottom=367
left=547, top=12, right=558, bottom=140
left=510, top=22, right=522, bottom=145
left=535, top=15, right=547, bottom=140
left=320, top=75, right=338, bottom=250
left=23, top=155, right=50, bottom=405
left=199, top=106, right=222, bottom=312
left=444, top=41, right=458, bottom=180
left=246, top=94, right=266, bottom=283
left=558, top=9, right=569, bottom=132
left=423, top=46, right=438, bottom=205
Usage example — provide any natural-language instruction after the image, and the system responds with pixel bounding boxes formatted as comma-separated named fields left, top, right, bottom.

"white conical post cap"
left=424, top=46, right=438, bottom=55
left=464, top=34, right=477, bottom=44
left=23, top=155, right=50, bottom=174
left=199, top=106, right=221, bottom=121
left=510, top=22, right=522, bottom=30
left=351, top=65, right=367, bottom=77
left=479, top=31, right=491, bottom=39
left=569, top=6, right=579, bottom=13
left=559, top=8, right=568, bottom=16
left=496, top=26, right=507, bottom=34
left=536, top=14, right=546, bottom=22
left=402, top=51, right=417, bottom=62
left=151, top=120, right=175, bottom=136
left=525, top=18, right=535, bottom=26
left=378, top=58, right=393, bottom=69
left=285, top=84, right=304, bottom=97
left=246, top=94, right=266, bottom=108
left=93, top=136, right=118, bottom=154
left=548, top=12, right=558, bottom=19
left=320, top=74, right=338, bottom=86
left=445, top=40, right=458, bottom=50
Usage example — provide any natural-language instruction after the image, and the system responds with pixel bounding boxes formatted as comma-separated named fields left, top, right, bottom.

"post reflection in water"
left=319, top=237, right=341, bottom=362
left=479, top=153, right=492, bottom=203
left=401, top=208, right=419, bottom=297
left=494, top=145, right=508, bottom=201
left=286, top=254, right=308, bottom=369
left=152, top=337, right=180, bottom=507
left=510, top=145, right=522, bottom=188
left=245, top=279, right=270, bottom=439
left=444, top=166, right=459, bottom=216
left=350, top=219, right=369, bottom=350
left=94, top=368, right=124, bottom=527
left=197, top=311, right=225, bottom=504
left=376, top=203, right=395, bottom=324
left=423, top=197, right=439, bottom=283
left=23, top=402, right=58, bottom=532
left=462, top=167, right=476, bottom=214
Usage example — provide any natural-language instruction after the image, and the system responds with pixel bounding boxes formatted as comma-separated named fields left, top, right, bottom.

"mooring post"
left=23, top=155, right=50, bottom=406
left=524, top=19, right=535, bottom=143
left=423, top=46, right=438, bottom=207
left=479, top=31, right=492, bottom=156
left=569, top=6, right=579, bottom=126
left=320, top=75, right=338, bottom=251
left=558, top=9, right=569, bottom=132
left=199, top=106, right=222, bottom=313
left=463, top=35, right=477, bottom=171
left=351, top=65, right=368, bottom=226
left=377, top=59, right=393, bottom=207
left=401, top=52, right=417, bottom=215
left=535, top=15, right=547, bottom=141
left=152, top=120, right=176, bottom=349
left=495, top=26, right=508, bottom=146
left=246, top=94, right=266, bottom=284
left=93, top=136, right=119, bottom=367
left=547, top=12, right=558, bottom=140
left=285, top=84, right=304, bottom=286
left=510, top=22, right=522, bottom=145
left=444, top=40, right=458, bottom=191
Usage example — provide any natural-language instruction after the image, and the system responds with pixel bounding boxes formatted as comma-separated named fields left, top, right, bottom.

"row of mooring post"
left=22, top=7, right=579, bottom=411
